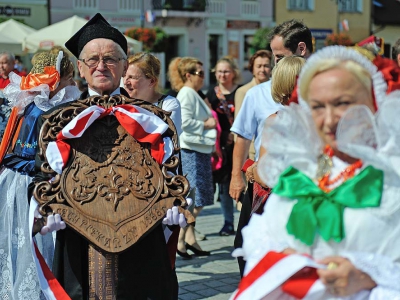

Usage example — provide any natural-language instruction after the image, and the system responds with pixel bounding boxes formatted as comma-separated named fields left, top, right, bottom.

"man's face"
left=0, top=54, right=15, bottom=78
left=270, top=36, right=295, bottom=65
left=77, top=38, right=128, bottom=95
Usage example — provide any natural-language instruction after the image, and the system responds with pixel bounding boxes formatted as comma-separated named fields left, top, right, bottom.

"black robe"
left=31, top=89, right=175, bottom=300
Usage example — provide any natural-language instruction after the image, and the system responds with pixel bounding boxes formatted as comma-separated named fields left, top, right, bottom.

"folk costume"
left=32, top=14, right=178, bottom=300
left=232, top=47, right=400, bottom=299
left=0, top=51, right=79, bottom=299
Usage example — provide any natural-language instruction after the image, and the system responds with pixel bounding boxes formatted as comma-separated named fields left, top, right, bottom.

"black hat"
left=65, top=13, right=128, bottom=58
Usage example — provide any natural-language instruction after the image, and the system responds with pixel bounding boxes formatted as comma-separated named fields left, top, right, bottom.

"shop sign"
left=0, top=6, right=31, bottom=17
left=310, top=29, right=333, bottom=40
left=227, top=20, right=260, bottom=29
left=206, top=19, right=226, bottom=29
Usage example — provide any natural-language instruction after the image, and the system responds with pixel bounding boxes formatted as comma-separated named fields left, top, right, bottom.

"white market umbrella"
left=0, top=19, right=36, bottom=54
left=24, top=15, right=142, bottom=54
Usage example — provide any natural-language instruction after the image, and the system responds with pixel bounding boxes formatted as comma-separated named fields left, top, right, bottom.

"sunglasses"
left=191, top=71, right=205, bottom=78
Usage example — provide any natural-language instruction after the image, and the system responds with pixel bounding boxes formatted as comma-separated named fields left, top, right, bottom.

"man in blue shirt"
left=229, top=19, right=313, bottom=277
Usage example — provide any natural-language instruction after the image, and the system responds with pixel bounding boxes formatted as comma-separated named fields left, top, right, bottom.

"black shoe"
left=219, top=222, right=235, bottom=236
left=177, top=250, right=192, bottom=260
left=185, top=243, right=211, bottom=256
left=194, top=228, right=207, bottom=241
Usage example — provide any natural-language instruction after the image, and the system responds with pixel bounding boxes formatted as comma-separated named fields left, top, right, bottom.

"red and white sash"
left=46, top=104, right=173, bottom=174
left=29, top=198, right=71, bottom=300
left=230, top=251, right=326, bottom=300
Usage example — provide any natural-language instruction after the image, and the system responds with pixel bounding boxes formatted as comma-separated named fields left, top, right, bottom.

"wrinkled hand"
left=162, top=198, right=193, bottom=228
left=229, top=174, right=246, bottom=202
left=38, top=214, right=66, bottom=235
left=245, top=163, right=256, bottom=183
left=317, top=256, right=377, bottom=297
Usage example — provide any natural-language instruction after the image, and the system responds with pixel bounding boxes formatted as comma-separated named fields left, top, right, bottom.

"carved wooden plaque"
left=34, top=95, right=191, bottom=253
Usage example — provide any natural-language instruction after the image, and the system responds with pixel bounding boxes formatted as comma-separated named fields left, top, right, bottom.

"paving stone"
left=183, top=283, right=209, bottom=292
left=176, top=202, right=241, bottom=299
left=197, top=288, right=221, bottom=297
left=178, top=293, right=204, bottom=300
left=215, top=284, right=238, bottom=293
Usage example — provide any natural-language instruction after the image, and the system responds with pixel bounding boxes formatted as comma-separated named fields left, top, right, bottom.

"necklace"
left=317, top=145, right=363, bottom=192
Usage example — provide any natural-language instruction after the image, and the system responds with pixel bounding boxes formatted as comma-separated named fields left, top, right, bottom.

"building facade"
left=0, top=0, right=49, bottom=29
left=50, top=0, right=274, bottom=88
left=275, top=0, right=372, bottom=51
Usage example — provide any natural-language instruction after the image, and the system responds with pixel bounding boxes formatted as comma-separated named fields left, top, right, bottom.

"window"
left=73, top=0, right=98, bottom=10
left=338, top=0, right=362, bottom=13
left=287, top=0, right=314, bottom=11
left=119, top=0, right=141, bottom=11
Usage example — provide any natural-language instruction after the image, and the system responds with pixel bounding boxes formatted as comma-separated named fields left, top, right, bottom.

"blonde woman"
left=246, top=56, right=306, bottom=204
left=170, top=57, right=216, bottom=258
left=234, top=46, right=400, bottom=299
left=271, top=55, right=306, bottom=105
left=124, top=52, right=182, bottom=134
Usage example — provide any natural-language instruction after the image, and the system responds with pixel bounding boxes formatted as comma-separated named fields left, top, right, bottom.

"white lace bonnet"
left=4, top=51, right=64, bottom=112
left=296, top=45, right=387, bottom=109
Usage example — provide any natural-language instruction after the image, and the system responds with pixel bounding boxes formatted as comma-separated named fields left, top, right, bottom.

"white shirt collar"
left=88, top=87, right=121, bottom=96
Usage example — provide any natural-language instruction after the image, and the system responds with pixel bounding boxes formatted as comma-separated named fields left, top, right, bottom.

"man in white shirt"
left=229, top=19, right=313, bottom=277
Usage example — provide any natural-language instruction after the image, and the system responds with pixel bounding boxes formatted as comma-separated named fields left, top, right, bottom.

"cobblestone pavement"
left=176, top=201, right=241, bottom=300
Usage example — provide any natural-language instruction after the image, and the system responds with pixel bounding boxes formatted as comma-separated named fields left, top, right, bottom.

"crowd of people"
left=1, top=12, right=400, bottom=300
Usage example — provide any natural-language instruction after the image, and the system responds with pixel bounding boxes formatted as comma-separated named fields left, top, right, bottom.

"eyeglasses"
left=217, top=70, right=232, bottom=75
left=191, top=71, right=204, bottom=78
left=79, top=56, right=125, bottom=68
left=125, top=75, right=142, bottom=81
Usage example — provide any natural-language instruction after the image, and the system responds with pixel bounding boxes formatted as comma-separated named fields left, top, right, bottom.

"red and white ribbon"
left=29, top=198, right=71, bottom=300
left=230, top=251, right=327, bottom=300
left=46, top=104, right=173, bottom=174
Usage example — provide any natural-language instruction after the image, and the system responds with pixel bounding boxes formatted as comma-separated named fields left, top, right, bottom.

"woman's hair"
left=213, top=55, right=241, bottom=85
left=248, top=50, right=272, bottom=73
left=31, top=47, right=74, bottom=78
left=271, top=56, right=305, bottom=104
left=127, top=52, right=161, bottom=91
left=299, top=58, right=372, bottom=102
left=168, top=56, right=202, bottom=92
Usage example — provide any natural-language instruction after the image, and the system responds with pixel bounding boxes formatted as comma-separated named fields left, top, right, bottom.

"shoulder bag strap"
left=214, top=86, right=234, bottom=126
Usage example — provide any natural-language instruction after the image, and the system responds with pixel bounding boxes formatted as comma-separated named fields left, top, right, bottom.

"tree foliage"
left=251, top=27, right=271, bottom=51
left=125, top=27, right=169, bottom=52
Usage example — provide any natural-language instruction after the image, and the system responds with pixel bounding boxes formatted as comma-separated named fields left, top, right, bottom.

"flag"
left=146, top=10, right=155, bottom=23
left=341, top=19, right=349, bottom=31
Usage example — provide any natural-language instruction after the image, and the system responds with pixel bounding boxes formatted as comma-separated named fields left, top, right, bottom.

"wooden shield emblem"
left=34, top=95, right=191, bottom=253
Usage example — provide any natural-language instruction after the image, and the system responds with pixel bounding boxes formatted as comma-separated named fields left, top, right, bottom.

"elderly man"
left=0, top=51, right=18, bottom=140
left=0, top=51, right=19, bottom=89
left=229, top=19, right=313, bottom=277
left=32, top=13, right=177, bottom=300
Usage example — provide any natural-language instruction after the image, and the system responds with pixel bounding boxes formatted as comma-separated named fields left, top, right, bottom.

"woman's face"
left=124, top=64, right=154, bottom=99
left=215, top=61, right=235, bottom=85
left=51, top=70, right=75, bottom=96
left=252, top=56, right=271, bottom=83
left=191, top=63, right=205, bottom=91
left=307, top=67, right=375, bottom=151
